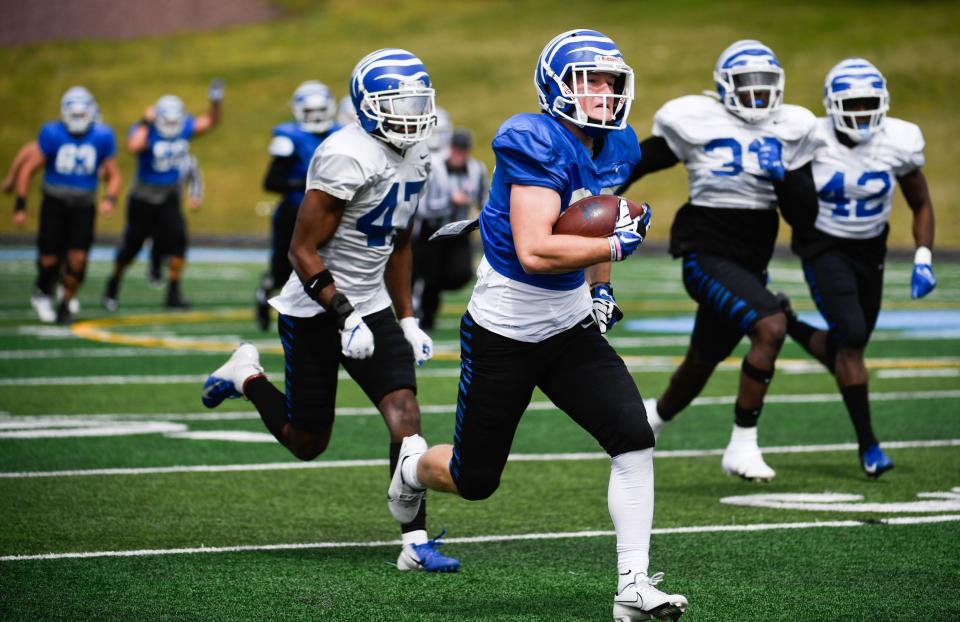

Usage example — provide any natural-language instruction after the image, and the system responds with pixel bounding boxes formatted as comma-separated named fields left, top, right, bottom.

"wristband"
left=328, top=292, right=355, bottom=329
left=14, top=196, right=26, bottom=213
left=607, top=236, right=621, bottom=262
left=138, top=118, right=151, bottom=127
left=104, top=194, right=118, bottom=206
left=303, top=269, right=334, bottom=303
left=914, top=246, right=932, bottom=265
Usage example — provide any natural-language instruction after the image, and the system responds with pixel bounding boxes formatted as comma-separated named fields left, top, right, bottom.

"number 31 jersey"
left=810, top=116, right=924, bottom=240
left=653, top=94, right=822, bottom=209
left=271, top=123, right=430, bottom=318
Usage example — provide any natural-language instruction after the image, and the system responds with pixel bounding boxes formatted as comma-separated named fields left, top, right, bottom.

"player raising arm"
left=199, top=49, right=459, bottom=573
left=618, top=40, right=823, bottom=482
left=781, top=58, right=936, bottom=477
left=388, top=30, right=688, bottom=621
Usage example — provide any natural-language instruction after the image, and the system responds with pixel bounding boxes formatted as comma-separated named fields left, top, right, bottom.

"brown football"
left=553, top=194, right=649, bottom=237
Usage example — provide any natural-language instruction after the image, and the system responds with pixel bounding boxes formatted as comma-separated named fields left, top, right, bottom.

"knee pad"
left=453, top=467, right=501, bottom=501
left=604, top=402, right=656, bottom=456
left=742, top=359, right=775, bottom=386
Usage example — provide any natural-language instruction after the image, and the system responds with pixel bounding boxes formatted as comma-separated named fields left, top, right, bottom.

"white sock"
left=401, top=451, right=425, bottom=490
left=609, top=448, right=654, bottom=592
left=729, top=423, right=759, bottom=445
left=401, top=529, right=428, bottom=547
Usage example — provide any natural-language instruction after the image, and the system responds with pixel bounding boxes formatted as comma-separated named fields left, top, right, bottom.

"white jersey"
left=811, top=117, right=924, bottom=239
left=271, top=124, right=430, bottom=318
left=653, top=94, right=823, bottom=209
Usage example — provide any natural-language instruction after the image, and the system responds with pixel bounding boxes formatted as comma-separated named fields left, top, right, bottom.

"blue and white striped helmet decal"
left=538, top=29, right=625, bottom=79
left=350, top=48, right=431, bottom=107
left=715, top=39, right=781, bottom=72
left=61, top=86, right=94, bottom=110
left=824, top=58, right=886, bottom=97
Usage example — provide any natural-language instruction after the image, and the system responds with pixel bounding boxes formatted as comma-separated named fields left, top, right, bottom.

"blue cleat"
left=201, top=344, right=263, bottom=409
left=397, top=530, right=460, bottom=573
left=861, top=443, right=894, bottom=479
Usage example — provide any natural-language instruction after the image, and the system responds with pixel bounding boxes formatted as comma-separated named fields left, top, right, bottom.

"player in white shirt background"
left=617, top=39, right=824, bottom=482
left=199, top=48, right=460, bottom=573
left=782, top=58, right=937, bottom=478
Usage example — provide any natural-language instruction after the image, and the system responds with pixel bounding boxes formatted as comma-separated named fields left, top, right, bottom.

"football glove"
left=399, top=316, right=433, bottom=366
left=754, top=137, right=785, bottom=181
left=591, top=283, right=623, bottom=334
left=340, top=311, right=375, bottom=359
left=208, top=78, right=225, bottom=103
left=911, top=247, right=936, bottom=299
left=608, top=199, right=650, bottom=261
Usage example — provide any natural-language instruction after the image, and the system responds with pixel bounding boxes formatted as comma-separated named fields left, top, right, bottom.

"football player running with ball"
left=255, top=81, right=341, bottom=330
left=618, top=40, right=823, bottom=482
left=781, top=59, right=936, bottom=478
left=387, top=30, right=688, bottom=621
left=201, top=49, right=460, bottom=573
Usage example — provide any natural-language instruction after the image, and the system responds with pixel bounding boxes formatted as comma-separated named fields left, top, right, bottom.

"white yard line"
left=0, top=438, right=956, bottom=479
left=3, top=514, right=958, bottom=562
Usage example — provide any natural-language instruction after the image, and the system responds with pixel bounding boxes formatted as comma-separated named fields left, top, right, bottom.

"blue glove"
left=608, top=199, right=651, bottom=261
left=208, top=78, right=225, bottom=103
left=590, top=283, right=624, bottom=334
left=754, top=137, right=785, bottom=181
left=911, top=264, right=936, bottom=299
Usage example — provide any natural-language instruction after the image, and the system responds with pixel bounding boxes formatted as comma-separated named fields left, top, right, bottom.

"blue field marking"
left=624, top=309, right=960, bottom=336
left=0, top=245, right=268, bottom=264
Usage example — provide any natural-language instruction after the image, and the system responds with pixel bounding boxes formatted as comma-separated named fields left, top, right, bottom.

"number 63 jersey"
left=810, top=116, right=924, bottom=240
left=271, top=123, right=430, bottom=318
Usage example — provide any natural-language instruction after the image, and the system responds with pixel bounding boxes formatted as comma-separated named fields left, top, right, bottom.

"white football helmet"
left=335, top=95, right=357, bottom=127
left=713, top=40, right=784, bottom=123
left=823, top=58, right=889, bottom=143
left=350, top=48, right=437, bottom=149
left=155, top=95, right=186, bottom=139
left=60, top=86, right=97, bottom=135
left=292, top=81, right=337, bottom=134
left=426, top=107, right=452, bottom=153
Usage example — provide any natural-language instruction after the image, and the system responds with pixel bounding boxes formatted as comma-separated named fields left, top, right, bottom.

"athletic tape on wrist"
left=328, top=292, right=355, bottom=329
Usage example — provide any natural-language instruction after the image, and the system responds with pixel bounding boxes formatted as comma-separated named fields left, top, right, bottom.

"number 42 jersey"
left=271, top=123, right=431, bottom=318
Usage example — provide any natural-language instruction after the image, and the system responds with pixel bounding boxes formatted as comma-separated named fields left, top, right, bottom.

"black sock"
left=840, top=384, right=876, bottom=453
left=35, top=263, right=59, bottom=296
left=244, top=376, right=288, bottom=444
left=734, top=403, right=761, bottom=428
left=390, top=441, right=427, bottom=534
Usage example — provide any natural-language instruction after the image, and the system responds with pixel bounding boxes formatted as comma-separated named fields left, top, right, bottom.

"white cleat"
left=721, top=424, right=775, bottom=481
left=201, top=343, right=264, bottom=409
left=68, top=297, right=80, bottom=315
left=30, top=291, right=56, bottom=323
left=613, top=572, right=688, bottom=621
left=387, top=434, right=427, bottom=524
left=644, top=398, right=666, bottom=440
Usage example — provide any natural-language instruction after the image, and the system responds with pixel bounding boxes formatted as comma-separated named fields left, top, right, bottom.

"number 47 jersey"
left=653, top=94, right=822, bottom=209
left=271, top=123, right=430, bottom=319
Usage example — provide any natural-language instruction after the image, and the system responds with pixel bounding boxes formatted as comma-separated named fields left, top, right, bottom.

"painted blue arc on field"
left=625, top=310, right=960, bottom=337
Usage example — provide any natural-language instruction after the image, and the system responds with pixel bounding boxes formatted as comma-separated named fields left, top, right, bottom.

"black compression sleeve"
left=773, top=162, right=818, bottom=230
left=263, top=156, right=306, bottom=194
left=616, top=136, right=681, bottom=194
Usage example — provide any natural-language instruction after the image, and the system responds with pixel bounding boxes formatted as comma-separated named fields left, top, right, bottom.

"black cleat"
left=103, top=277, right=120, bottom=312
left=165, top=281, right=191, bottom=310
left=55, top=300, right=73, bottom=325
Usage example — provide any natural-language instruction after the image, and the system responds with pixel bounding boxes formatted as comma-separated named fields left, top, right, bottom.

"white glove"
left=340, top=311, right=375, bottom=359
left=399, top=316, right=433, bottom=366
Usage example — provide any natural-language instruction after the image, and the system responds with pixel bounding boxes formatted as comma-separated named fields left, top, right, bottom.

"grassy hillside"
left=1, top=0, right=958, bottom=247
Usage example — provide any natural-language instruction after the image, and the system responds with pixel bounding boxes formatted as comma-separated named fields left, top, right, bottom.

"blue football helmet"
left=824, top=58, right=889, bottom=143
left=349, top=48, right=436, bottom=148
left=714, top=40, right=784, bottom=122
left=292, top=80, right=337, bottom=134
left=155, top=95, right=186, bottom=139
left=535, top=29, right=634, bottom=133
left=60, top=86, right=97, bottom=135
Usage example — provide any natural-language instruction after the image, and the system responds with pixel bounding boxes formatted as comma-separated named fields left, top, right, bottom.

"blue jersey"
left=480, top=113, right=641, bottom=290
left=268, top=121, right=340, bottom=205
left=37, top=121, right=116, bottom=192
left=131, top=115, right=196, bottom=186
